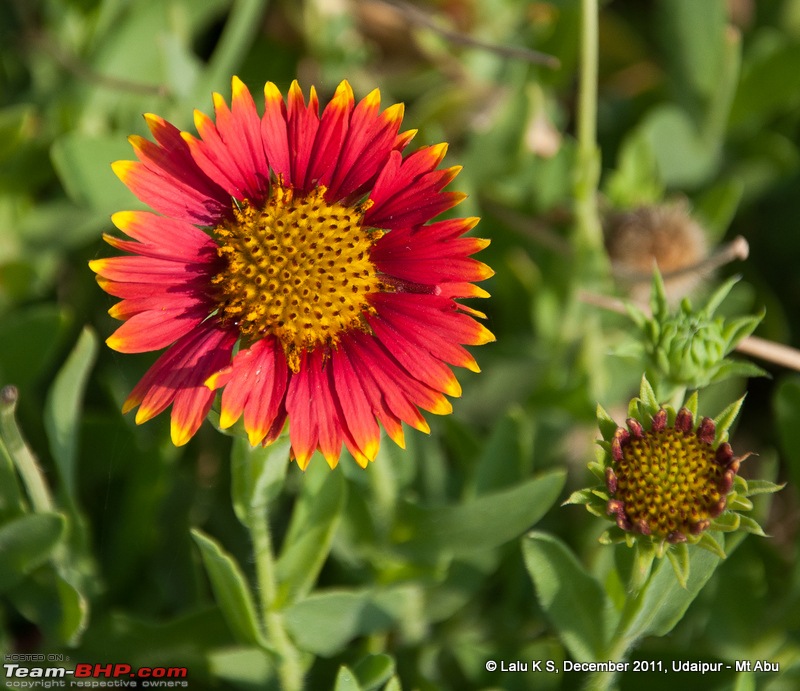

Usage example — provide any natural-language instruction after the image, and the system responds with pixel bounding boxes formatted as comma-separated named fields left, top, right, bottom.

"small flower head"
left=567, top=376, right=783, bottom=585
left=90, top=78, right=494, bottom=468
left=624, top=270, right=765, bottom=392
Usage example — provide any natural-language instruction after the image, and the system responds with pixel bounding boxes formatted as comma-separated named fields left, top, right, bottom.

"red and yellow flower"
left=91, top=78, right=493, bottom=468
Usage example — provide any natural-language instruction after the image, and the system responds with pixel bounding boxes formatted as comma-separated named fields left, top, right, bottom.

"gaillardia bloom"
left=567, top=376, right=781, bottom=585
left=91, top=77, right=493, bottom=468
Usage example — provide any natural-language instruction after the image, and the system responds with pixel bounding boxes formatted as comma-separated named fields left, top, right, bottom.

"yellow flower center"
left=211, top=184, right=387, bottom=372
left=616, top=427, right=724, bottom=538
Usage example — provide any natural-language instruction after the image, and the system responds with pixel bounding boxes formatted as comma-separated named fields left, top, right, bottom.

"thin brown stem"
left=375, top=0, right=561, bottom=68
left=611, top=236, right=750, bottom=284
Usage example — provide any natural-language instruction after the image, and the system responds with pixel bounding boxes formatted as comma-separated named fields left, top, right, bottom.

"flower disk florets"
left=212, top=184, right=387, bottom=372
left=606, top=409, right=733, bottom=542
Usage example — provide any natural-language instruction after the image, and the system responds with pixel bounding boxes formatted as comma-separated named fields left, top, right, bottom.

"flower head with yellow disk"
left=90, top=78, right=493, bottom=468
left=567, top=376, right=782, bottom=586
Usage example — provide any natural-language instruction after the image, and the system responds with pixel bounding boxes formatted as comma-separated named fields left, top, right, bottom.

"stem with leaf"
left=247, top=501, right=304, bottom=691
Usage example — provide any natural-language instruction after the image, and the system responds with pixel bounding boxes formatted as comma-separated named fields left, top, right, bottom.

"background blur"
left=1, top=0, right=800, bottom=689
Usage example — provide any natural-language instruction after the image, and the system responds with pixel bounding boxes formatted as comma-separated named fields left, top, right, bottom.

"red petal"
left=305, top=80, right=354, bottom=189
left=123, top=322, right=237, bottom=446
left=286, top=81, right=321, bottom=192
left=327, top=91, right=404, bottom=202
left=213, top=337, right=289, bottom=447
left=330, top=345, right=381, bottom=465
left=106, top=306, right=209, bottom=353
left=186, top=77, right=270, bottom=200
left=262, top=82, right=291, bottom=182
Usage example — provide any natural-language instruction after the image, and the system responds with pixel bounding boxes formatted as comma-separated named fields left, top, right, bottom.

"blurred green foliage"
left=1, top=0, right=800, bottom=689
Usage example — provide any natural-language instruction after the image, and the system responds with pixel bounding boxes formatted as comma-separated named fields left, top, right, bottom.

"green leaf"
left=711, top=512, right=741, bottom=532
left=695, top=532, right=726, bottom=558
left=230, top=436, right=290, bottom=525
left=190, top=528, right=269, bottom=649
left=353, top=654, right=396, bottom=691
left=473, top=408, right=530, bottom=493
left=596, top=404, right=619, bottom=441
left=8, top=568, right=89, bottom=646
left=615, top=539, right=721, bottom=644
left=721, top=314, right=763, bottom=351
left=208, top=647, right=275, bottom=690
left=736, top=515, right=766, bottom=537
left=562, top=488, right=597, bottom=506
left=276, top=468, right=347, bottom=606
left=392, top=470, right=566, bottom=559
left=639, top=106, right=718, bottom=187
left=742, top=479, right=785, bottom=497
left=0, top=305, right=69, bottom=392
left=334, top=666, right=364, bottom=691
left=638, top=374, right=660, bottom=415
left=284, top=586, right=421, bottom=656
left=54, top=574, right=90, bottom=645
left=658, top=0, right=728, bottom=103
left=694, top=178, right=743, bottom=240
left=703, top=275, right=740, bottom=318
left=522, top=532, right=611, bottom=661
left=604, top=130, right=663, bottom=208
left=51, top=133, right=143, bottom=214
left=0, top=513, right=65, bottom=593
left=708, top=359, right=768, bottom=385
left=713, top=396, right=746, bottom=444
left=44, top=328, right=98, bottom=500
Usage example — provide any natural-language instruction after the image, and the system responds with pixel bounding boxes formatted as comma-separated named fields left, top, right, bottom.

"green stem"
left=248, top=503, right=304, bottom=691
left=0, top=386, right=53, bottom=513
left=583, top=670, right=619, bottom=691
left=192, top=0, right=270, bottom=101
left=574, top=0, right=605, bottom=261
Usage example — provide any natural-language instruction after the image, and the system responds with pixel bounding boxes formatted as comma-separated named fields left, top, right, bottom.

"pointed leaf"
left=702, top=275, right=740, bottom=317
left=562, top=488, right=596, bottom=506
left=284, top=586, right=421, bottom=656
left=392, top=470, right=565, bottom=559
left=522, top=532, right=611, bottom=661
left=742, top=479, right=785, bottom=497
left=638, top=374, right=659, bottom=414
left=721, top=314, right=763, bottom=351
left=353, top=654, right=396, bottom=691
left=736, top=515, right=766, bottom=537
left=190, top=528, right=269, bottom=649
left=596, top=404, right=619, bottom=441
left=44, top=328, right=98, bottom=500
left=711, top=511, right=741, bottom=531
left=713, top=396, right=746, bottom=444
left=335, top=666, right=364, bottom=691
left=695, top=532, right=727, bottom=558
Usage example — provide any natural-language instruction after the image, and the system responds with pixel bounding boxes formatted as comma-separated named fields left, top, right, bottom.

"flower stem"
left=248, top=502, right=304, bottom=691
left=574, top=0, right=605, bottom=263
